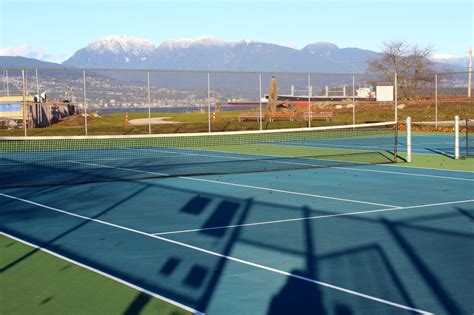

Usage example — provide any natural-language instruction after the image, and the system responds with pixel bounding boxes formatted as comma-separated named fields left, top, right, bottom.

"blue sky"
left=1, top=0, right=472, bottom=62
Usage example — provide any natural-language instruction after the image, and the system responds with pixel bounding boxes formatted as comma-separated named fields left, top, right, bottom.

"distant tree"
left=368, top=41, right=435, bottom=99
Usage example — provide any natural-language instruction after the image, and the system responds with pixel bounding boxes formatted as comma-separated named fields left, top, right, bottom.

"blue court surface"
left=282, top=133, right=460, bottom=157
left=403, top=133, right=460, bottom=157
left=1, top=131, right=473, bottom=315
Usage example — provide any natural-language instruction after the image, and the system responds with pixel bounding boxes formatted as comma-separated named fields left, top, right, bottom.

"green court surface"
left=1, top=130, right=473, bottom=314
left=0, top=234, right=191, bottom=315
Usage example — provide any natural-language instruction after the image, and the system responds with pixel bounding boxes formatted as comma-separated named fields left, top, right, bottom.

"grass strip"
left=0, top=234, right=191, bottom=315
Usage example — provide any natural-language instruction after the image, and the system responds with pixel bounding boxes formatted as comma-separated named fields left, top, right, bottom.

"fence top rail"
left=436, top=70, right=473, bottom=75
left=0, top=67, right=388, bottom=76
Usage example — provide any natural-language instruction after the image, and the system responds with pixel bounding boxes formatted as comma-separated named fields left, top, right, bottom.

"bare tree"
left=368, top=41, right=435, bottom=99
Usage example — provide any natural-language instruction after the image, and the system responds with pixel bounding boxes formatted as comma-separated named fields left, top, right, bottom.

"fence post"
left=259, top=73, right=262, bottom=131
left=454, top=115, right=460, bottom=159
left=35, top=68, right=43, bottom=126
left=394, top=72, right=398, bottom=123
left=5, top=70, right=9, bottom=96
left=352, top=74, right=355, bottom=125
left=83, top=70, right=88, bottom=135
left=35, top=69, right=39, bottom=124
left=468, top=47, right=472, bottom=98
left=435, top=73, right=438, bottom=129
left=207, top=72, right=211, bottom=133
left=147, top=71, right=152, bottom=134
left=308, top=74, right=311, bottom=128
left=25, top=69, right=28, bottom=99
left=406, top=117, right=412, bottom=163
left=22, top=70, right=27, bottom=137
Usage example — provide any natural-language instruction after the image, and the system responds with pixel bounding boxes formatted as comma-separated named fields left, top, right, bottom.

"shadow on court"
left=1, top=175, right=473, bottom=314
left=267, top=207, right=327, bottom=315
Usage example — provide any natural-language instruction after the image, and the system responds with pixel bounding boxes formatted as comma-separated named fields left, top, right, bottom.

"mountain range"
left=61, top=35, right=383, bottom=73
left=1, top=35, right=468, bottom=73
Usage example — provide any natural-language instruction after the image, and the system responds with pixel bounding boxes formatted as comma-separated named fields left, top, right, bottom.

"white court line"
left=0, top=193, right=432, bottom=315
left=0, top=232, right=203, bottom=315
left=283, top=141, right=387, bottom=150
left=69, top=160, right=399, bottom=208
left=411, top=142, right=452, bottom=145
left=183, top=177, right=399, bottom=208
left=153, top=199, right=474, bottom=235
left=335, top=166, right=474, bottom=182
left=388, top=163, right=474, bottom=174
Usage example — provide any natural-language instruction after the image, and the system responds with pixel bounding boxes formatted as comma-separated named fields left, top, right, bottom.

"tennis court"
left=1, top=122, right=473, bottom=314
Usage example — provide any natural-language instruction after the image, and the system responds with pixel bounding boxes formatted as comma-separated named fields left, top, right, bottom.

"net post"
left=466, top=118, right=469, bottom=157
left=454, top=115, right=460, bottom=159
left=83, top=70, right=88, bottom=135
left=207, top=72, right=211, bottom=133
left=147, top=71, right=152, bottom=135
left=21, top=69, right=27, bottom=137
left=406, top=117, right=412, bottom=163
left=393, top=121, right=398, bottom=163
left=259, top=73, right=262, bottom=131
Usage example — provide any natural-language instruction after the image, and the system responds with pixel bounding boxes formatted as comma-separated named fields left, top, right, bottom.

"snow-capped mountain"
left=158, top=36, right=229, bottom=50
left=87, top=35, right=155, bottom=55
left=430, top=53, right=469, bottom=68
left=63, top=35, right=380, bottom=72
left=64, top=35, right=156, bottom=67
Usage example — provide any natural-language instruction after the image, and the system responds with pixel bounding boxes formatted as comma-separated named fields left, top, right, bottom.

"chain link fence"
left=436, top=72, right=473, bottom=125
left=0, top=68, right=471, bottom=136
left=395, top=71, right=473, bottom=129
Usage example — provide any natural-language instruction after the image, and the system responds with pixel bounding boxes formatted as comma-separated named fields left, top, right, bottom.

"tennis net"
left=0, top=121, right=399, bottom=187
